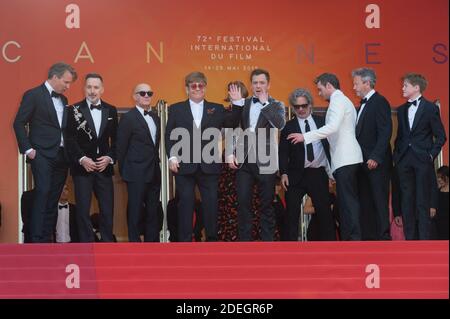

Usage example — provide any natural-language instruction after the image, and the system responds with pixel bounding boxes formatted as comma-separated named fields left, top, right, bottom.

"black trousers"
left=73, top=172, right=114, bottom=242
left=334, top=163, right=361, bottom=241
left=285, top=167, right=336, bottom=241
left=396, top=149, right=433, bottom=240
left=29, top=148, right=68, bottom=243
left=175, top=168, right=219, bottom=242
left=126, top=175, right=161, bottom=242
left=236, top=162, right=276, bottom=241
left=358, top=161, right=392, bottom=240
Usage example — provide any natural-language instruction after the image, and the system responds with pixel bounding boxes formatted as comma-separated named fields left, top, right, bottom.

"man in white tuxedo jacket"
left=288, top=73, right=363, bottom=240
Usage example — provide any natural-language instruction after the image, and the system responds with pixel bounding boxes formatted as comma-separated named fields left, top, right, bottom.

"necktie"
left=90, top=104, right=101, bottom=111
left=59, top=204, right=68, bottom=209
left=252, top=97, right=260, bottom=104
left=304, top=119, right=314, bottom=162
left=144, top=110, right=151, bottom=116
left=360, top=98, right=367, bottom=106
left=51, top=91, right=61, bottom=99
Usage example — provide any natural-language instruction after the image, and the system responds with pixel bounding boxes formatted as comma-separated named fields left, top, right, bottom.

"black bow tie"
left=407, top=99, right=419, bottom=107
left=51, top=91, right=61, bottom=99
left=360, top=98, right=368, bottom=105
left=59, top=204, right=68, bottom=209
left=90, top=104, right=101, bottom=110
left=252, top=97, right=261, bottom=104
left=144, top=110, right=152, bottom=116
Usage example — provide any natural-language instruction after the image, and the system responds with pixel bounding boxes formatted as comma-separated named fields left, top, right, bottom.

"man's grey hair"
left=352, top=67, right=376, bottom=88
left=288, top=88, right=314, bottom=107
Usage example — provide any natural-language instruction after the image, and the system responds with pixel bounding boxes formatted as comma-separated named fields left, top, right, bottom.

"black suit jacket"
left=117, top=107, right=161, bottom=183
left=228, top=97, right=286, bottom=173
left=356, top=92, right=392, bottom=164
left=13, top=83, right=69, bottom=158
left=65, top=100, right=118, bottom=176
left=165, top=100, right=227, bottom=175
left=279, top=115, right=330, bottom=186
left=393, top=97, right=446, bottom=164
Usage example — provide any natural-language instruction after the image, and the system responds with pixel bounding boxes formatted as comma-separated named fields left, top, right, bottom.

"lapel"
left=243, top=98, right=252, bottom=129
left=183, top=100, right=195, bottom=127
left=62, top=101, right=68, bottom=129
left=98, top=103, right=109, bottom=138
left=41, top=84, right=60, bottom=127
left=201, top=100, right=213, bottom=129
left=356, top=93, right=376, bottom=136
left=403, top=103, right=411, bottom=132
left=255, top=97, right=275, bottom=129
left=79, top=102, right=98, bottom=139
left=149, top=111, right=160, bottom=147
left=134, top=108, right=155, bottom=146
left=411, top=98, right=426, bottom=132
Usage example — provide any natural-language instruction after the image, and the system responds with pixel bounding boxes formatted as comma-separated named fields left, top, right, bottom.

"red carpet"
left=0, top=241, right=447, bottom=299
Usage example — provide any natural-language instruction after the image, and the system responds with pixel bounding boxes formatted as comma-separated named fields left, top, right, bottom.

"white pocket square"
left=108, top=118, right=113, bottom=120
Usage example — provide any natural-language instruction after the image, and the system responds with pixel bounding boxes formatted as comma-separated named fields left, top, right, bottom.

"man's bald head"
left=133, top=83, right=153, bottom=109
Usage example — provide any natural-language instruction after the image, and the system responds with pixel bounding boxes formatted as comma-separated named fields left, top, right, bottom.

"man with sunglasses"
left=288, top=73, right=363, bottom=240
left=165, top=72, right=227, bottom=242
left=65, top=73, right=118, bottom=242
left=117, top=83, right=161, bottom=242
left=278, top=88, right=336, bottom=241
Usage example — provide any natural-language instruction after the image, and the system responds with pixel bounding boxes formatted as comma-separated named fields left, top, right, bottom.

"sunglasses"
left=293, top=103, right=310, bottom=109
left=189, top=83, right=206, bottom=90
left=136, top=91, right=154, bottom=97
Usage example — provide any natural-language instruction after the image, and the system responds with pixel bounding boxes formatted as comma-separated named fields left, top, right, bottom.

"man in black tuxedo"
left=65, top=73, right=118, bottom=242
left=13, top=62, right=77, bottom=243
left=118, top=83, right=161, bottom=242
left=352, top=68, right=392, bottom=240
left=394, top=73, right=446, bottom=240
left=166, top=72, right=227, bottom=242
left=227, top=69, right=286, bottom=241
left=279, top=88, right=336, bottom=241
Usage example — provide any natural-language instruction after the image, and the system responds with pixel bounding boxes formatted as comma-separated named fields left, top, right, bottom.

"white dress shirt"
left=136, top=106, right=157, bottom=144
left=356, top=89, right=375, bottom=124
left=87, top=99, right=102, bottom=136
left=234, top=97, right=270, bottom=132
left=407, top=95, right=422, bottom=129
left=190, top=99, right=204, bottom=128
left=303, top=90, right=363, bottom=172
left=56, top=201, right=71, bottom=243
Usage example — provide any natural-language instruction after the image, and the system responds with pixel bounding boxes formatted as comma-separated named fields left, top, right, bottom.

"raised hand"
left=228, top=84, right=242, bottom=102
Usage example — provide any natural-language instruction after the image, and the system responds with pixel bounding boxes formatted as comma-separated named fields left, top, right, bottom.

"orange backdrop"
left=0, top=0, right=448, bottom=242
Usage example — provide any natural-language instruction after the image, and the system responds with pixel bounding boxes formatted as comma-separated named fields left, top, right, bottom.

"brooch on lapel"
left=207, top=108, right=215, bottom=115
left=72, top=105, right=93, bottom=140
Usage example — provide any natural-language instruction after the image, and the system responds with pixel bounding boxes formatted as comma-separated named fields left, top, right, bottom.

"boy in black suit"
left=393, top=73, right=446, bottom=240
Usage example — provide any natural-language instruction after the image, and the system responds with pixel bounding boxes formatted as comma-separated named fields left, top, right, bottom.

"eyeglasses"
left=293, top=104, right=310, bottom=109
left=136, top=91, right=154, bottom=97
left=189, top=83, right=206, bottom=90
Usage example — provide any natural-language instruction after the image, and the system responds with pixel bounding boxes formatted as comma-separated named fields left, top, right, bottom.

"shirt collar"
left=408, top=95, right=422, bottom=104
left=45, top=81, right=55, bottom=95
left=86, top=99, right=102, bottom=108
left=189, top=99, right=204, bottom=107
left=364, top=89, right=376, bottom=101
